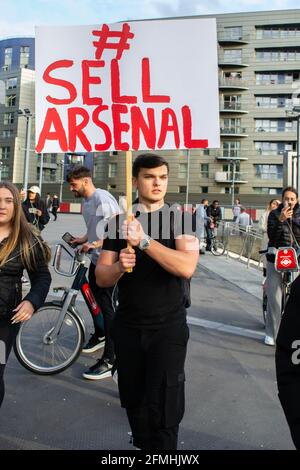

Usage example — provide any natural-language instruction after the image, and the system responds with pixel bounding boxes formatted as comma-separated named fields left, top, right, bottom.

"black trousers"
left=52, top=207, right=58, bottom=220
left=88, top=263, right=115, bottom=362
left=112, top=318, right=189, bottom=450
left=0, top=322, right=20, bottom=408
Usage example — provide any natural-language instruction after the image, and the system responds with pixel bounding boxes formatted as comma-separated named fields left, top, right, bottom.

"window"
left=108, top=184, right=117, bottom=190
left=0, top=147, right=10, bottom=160
left=256, top=48, right=300, bottom=62
left=200, top=164, right=209, bottom=178
left=4, top=48, right=12, bottom=68
left=2, top=130, right=13, bottom=138
left=253, top=187, right=281, bottom=195
left=178, top=163, right=187, bottom=179
left=256, top=26, right=300, bottom=39
left=223, top=95, right=241, bottom=110
left=224, top=26, right=242, bottom=40
left=0, top=164, right=9, bottom=179
left=20, top=46, right=30, bottom=68
left=108, top=163, right=117, bottom=178
left=254, top=164, right=283, bottom=180
left=225, top=187, right=230, bottom=194
left=203, top=149, right=210, bottom=155
left=223, top=49, right=242, bottom=64
left=200, top=186, right=208, bottom=193
left=5, top=95, right=16, bottom=107
left=4, top=112, right=14, bottom=125
left=179, top=186, right=187, bottom=193
left=6, top=78, right=17, bottom=89
left=255, top=141, right=295, bottom=155
left=223, top=141, right=241, bottom=158
left=255, top=119, right=296, bottom=133
left=222, top=118, right=241, bottom=133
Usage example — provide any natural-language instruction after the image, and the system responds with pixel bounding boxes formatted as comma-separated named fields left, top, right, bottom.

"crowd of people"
left=1, top=164, right=300, bottom=450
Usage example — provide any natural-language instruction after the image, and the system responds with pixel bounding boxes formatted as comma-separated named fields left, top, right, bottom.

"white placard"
left=35, top=18, right=220, bottom=153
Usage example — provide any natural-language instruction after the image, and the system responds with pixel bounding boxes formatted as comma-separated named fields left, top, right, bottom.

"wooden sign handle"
left=126, top=151, right=133, bottom=273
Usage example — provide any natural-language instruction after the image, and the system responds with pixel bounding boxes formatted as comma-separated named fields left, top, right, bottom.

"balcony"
left=218, top=57, right=249, bottom=68
left=215, top=171, right=248, bottom=183
left=215, top=151, right=248, bottom=161
left=220, top=127, right=248, bottom=137
left=220, top=102, right=248, bottom=114
left=218, top=32, right=250, bottom=45
left=219, top=77, right=249, bottom=91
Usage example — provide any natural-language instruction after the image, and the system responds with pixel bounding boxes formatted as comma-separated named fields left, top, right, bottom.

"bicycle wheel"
left=211, top=239, right=225, bottom=256
left=14, top=304, right=84, bottom=375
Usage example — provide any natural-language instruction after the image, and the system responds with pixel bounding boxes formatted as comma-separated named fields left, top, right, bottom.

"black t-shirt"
left=103, top=203, right=196, bottom=328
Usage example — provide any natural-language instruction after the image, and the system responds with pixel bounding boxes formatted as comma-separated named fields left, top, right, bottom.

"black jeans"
left=52, top=207, right=58, bottom=220
left=112, top=318, right=189, bottom=450
left=88, top=263, right=115, bottom=362
left=0, top=321, right=20, bottom=408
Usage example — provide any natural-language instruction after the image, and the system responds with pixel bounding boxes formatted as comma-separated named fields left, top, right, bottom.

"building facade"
left=94, top=9, right=300, bottom=205
left=1, top=10, right=300, bottom=203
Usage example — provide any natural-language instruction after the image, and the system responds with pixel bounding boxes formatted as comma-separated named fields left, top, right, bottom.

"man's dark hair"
left=132, top=153, right=169, bottom=178
left=66, top=166, right=92, bottom=182
left=282, top=186, right=298, bottom=199
left=201, top=198, right=208, bottom=204
left=212, top=200, right=219, bottom=204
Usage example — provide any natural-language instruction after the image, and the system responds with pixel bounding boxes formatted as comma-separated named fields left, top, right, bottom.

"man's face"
left=203, top=199, right=208, bottom=207
left=133, top=165, right=168, bottom=203
left=213, top=201, right=219, bottom=208
left=283, top=191, right=298, bottom=209
left=69, top=178, right=87, bottom=198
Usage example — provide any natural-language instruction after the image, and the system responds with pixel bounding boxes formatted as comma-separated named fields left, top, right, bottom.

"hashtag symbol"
left=92, top=23, right=134, bottom=61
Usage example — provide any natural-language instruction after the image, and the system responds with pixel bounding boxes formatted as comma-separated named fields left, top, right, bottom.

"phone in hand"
left=62, top=232, right=75, bottom=247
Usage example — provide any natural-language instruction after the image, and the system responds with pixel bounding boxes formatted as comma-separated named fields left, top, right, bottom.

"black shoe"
left=206, top=247, right=212, bottom=252
left=82, top=358, right=113, bottom=380
left=200, top=249, right=205, bottom=255
left=82, top=333, right=105, bottom=354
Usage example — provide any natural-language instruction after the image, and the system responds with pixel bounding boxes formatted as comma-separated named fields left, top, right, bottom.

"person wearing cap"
left=22, top=186, right=50, bottom=232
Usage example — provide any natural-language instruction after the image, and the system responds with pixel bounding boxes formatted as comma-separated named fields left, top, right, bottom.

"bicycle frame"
left=49, top=243, right=103, bottom=342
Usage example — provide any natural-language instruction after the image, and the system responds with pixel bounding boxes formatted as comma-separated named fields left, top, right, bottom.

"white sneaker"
left=264, top=335, right=275, bottom=346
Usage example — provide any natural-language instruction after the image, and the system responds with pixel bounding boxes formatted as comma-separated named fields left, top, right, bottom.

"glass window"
left=3, top=112, right=14, bottom=125
left=179, top=163, right=187, bottom=179
left=0, top=147, right=10, bottom=160
left=2, top=130, right=13, bottom=138
left=179, top=186, right=187, bottom=194
left=223, top=141, right=241, bottom=158
left=6, top=78, right=17, bottom=89
left=254, top=164, right=283, bottom=179
left=253, top=187, right=281, bottom=194
left=4, top=48, right=12, bottom=67
left=20, top=46, right=30, bottom=68
left=108, top=163, right=117, bottom=178
left=224, top=26, right=242, bottom=40
left=224, top=49, right=242, bottom=63
left=201, top=164, right=209, bottom=178
left=5, top=95, right=16, bottom=107
left=200, top=186, right=208, bottom=194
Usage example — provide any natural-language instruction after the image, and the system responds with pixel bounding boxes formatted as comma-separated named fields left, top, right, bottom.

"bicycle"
left=259, top=246, right=300, bottom=325
left=210, top=223, right=225, bottom=256
left=14, top=241, right=104, bottom=375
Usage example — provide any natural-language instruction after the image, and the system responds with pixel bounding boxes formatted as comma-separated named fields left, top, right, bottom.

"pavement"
left=0, top=214, right=294, bottom=450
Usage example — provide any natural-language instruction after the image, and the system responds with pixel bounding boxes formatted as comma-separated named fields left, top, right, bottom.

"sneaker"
left=264, top=335, right=275, bottom=346
left=21, top=276, right=30, bottom=285
left=82, top=333, right=105, bottom=354
left=82, top=358, right=113, bottom=380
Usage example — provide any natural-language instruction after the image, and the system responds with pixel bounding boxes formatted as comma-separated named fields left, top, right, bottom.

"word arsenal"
left=36, top=58, right=208, bottom=152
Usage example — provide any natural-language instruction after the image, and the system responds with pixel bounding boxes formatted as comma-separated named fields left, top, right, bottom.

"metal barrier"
left=216, top=221, right=263, bottom=268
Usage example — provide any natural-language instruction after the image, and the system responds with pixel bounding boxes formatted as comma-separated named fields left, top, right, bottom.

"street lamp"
left=293, top=106, right=300, bottom=194
left=17, top=108, right=33, bottom=193
left=230, top=159, right=240, bottom=208
left=58, top=159, right=64, bottom=203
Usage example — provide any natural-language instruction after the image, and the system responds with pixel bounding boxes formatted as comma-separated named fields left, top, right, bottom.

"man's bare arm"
left=95, top=249, right=136, bottom=287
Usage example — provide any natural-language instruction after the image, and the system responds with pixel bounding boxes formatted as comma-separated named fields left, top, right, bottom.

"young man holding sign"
left=96, top=154, right=199, bottom=450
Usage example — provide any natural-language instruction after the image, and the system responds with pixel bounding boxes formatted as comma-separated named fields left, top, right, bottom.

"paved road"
left=0, top=214, right=294, bottom=450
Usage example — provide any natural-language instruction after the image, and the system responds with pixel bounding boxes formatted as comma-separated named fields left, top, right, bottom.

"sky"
left=0, top=0, right=300, bottom=38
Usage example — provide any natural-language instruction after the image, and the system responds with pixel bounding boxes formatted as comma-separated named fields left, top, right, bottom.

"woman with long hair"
left=259, top=198, right=281, bottom=276
left=0, top=182, right=51, bottom=408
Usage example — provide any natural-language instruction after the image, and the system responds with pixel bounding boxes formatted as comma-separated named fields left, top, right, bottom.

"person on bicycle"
left=265, top=186, right=300, bottom=346
left=0, top=182, right=51, bottom=408
left=66, top=166, right=119, bottom=380
left=276, top=273, right=300, bottom=449
left=206, top=200, right=222, bottom=251
left=96, top=153, right=199, bottom=450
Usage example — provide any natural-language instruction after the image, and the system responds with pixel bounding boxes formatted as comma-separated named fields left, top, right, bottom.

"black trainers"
left=82, top=358, right=113, bottom=380
left=81, top=333, right=105, bottom=354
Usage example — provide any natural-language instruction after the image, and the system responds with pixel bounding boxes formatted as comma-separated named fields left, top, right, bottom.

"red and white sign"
left=35, top=19, right=220, bottom=153
left=275, top=247, right=299, bottom=272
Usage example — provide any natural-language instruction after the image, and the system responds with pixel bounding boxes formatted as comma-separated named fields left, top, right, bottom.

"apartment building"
left=94, top=9, right=300, bottom=204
